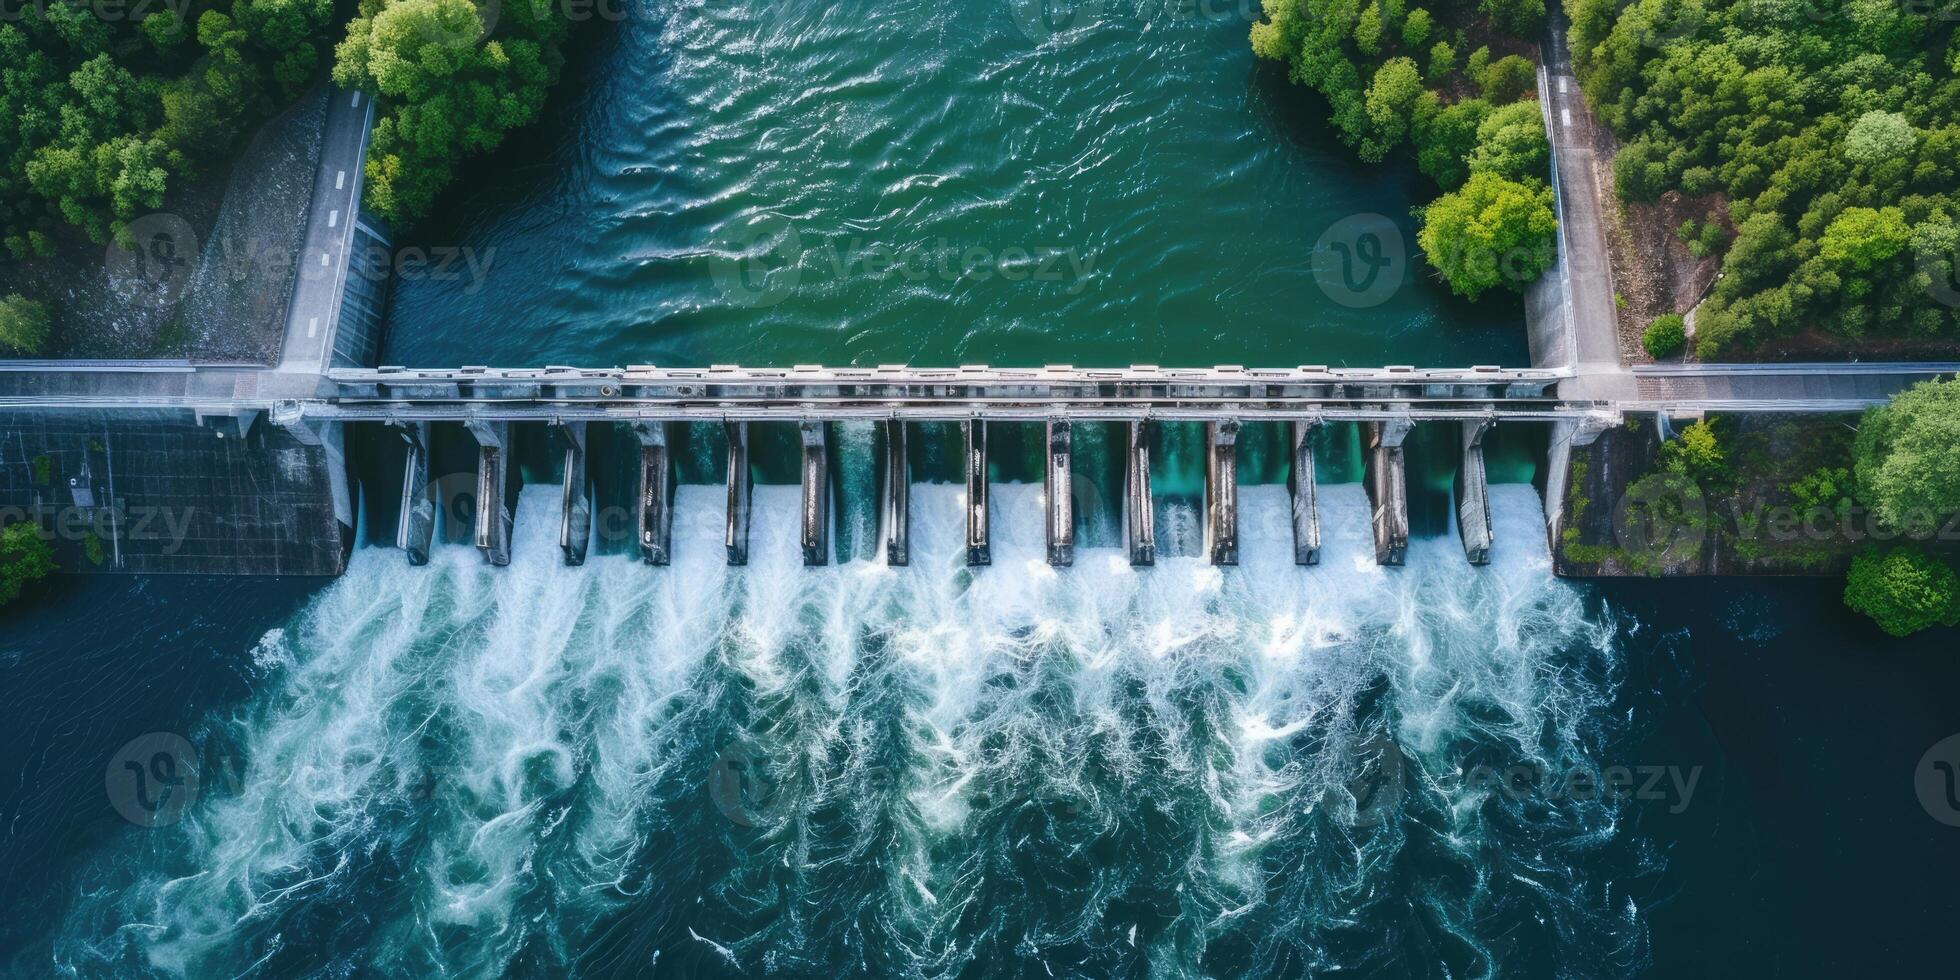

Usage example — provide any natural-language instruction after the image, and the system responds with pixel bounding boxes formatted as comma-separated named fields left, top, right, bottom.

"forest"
left=1570, top=0, right=1960, bottom=356
left=0, top=0, right=570, bottom=264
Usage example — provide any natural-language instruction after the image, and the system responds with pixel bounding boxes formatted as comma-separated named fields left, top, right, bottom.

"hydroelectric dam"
left=11, top=357, right=1949, bottom=578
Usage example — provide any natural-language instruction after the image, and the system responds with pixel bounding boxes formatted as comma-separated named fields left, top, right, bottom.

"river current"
left=45, top=483, right=1648, bottom=977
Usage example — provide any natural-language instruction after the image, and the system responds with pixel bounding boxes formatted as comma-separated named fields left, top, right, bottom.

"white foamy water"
left=56, top=482, right=1639, bottom=977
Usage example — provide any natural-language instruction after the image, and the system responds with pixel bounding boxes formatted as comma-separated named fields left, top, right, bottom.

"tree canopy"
left=333, top=0, right=571, bottom=226
left=1844, top=546, right=1960, bottom=637
left=0, top=294, right=53, bottom=356
left=1565, top=0, right=1960, bottom=355
left=1416, top=172, right=1558, bottom=300
left=1254, top=0, right=1557, bottom=296
left=1, top=0, right=335, bottom=256
left=1853, top=378, right=1960, bottom=534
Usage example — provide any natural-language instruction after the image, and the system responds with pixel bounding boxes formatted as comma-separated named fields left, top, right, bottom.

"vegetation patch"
left=0, top=522, right=55, bottom=608
left=1567, top=0, right=1960, bottom=359
left=1254, top=0, right=1559, bottom=300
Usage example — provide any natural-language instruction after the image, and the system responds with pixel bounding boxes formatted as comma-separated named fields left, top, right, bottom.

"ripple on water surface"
left=380, top=0, right=1528, bottom=368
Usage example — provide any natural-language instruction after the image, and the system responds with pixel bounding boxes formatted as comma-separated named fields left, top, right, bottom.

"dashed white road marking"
left=336, top=171, right=346, bottom=190
left=329, top=210, right=339, bottom=229
left=1559, top=77, right=1568, bottom=95
left=352, top=92, right=362, bottom=108
left=307, top=317, right=319, bottom=339
left=1562, top=107, right=1572, bottom=126
left=321, top=252, right=331, bottom=267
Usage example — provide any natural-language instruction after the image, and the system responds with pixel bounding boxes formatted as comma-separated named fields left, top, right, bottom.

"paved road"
left=276, top=87, right=374, bottom=374
left=1536, top=9, right=1622, bottom=377
left=1625, top=363, right=1960, bottom=411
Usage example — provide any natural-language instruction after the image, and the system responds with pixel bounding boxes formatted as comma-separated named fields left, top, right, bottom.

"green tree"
left=334, top=0, right=570, bottom=226
left=1481, top=0, right=1546, bottom=37
left=1658, top=419, right=1730, bottom=488
left=1467, top=99, right=1548, bottom=183
left=0, top=294, right=52, bottom=355
left=1853, top=379, right=1960, bottom=534
left=1479, top=54, right=1536, bottom=103
left=1416, top=172, right=1557, bottom=299
left=1641, top=312, right=1685, bottom=358
left=1355, top=2, right=1385, bottom=57
left=1426, top=40, right=1456, bottom=82
left=1843, top=546, right=1960, bottom=637
left=1402, top=8, right=1434, bottom=49
left=1364, top=57, right=1425, bottom=153
left=1844, top=110, right=1917, bottom=164
left=1414, top=98, right=1491, bottom=189
left=0, top=522, right=54, bottom=607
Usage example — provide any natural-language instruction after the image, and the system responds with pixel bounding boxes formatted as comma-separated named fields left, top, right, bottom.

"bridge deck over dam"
left=3, top=359, right=1956, bottom=578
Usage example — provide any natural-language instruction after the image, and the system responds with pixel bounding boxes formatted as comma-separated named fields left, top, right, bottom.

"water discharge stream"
left=55, top=483, right=1644, bottom=977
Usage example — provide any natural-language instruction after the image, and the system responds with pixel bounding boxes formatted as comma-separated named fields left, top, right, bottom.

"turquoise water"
left=378, top=1, right=1526, bottom=369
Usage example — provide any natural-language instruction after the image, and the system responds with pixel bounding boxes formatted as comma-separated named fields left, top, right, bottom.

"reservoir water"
left=377, top=0, right=1527, bottom=369
left=4, top=4, right=1959, bottom=977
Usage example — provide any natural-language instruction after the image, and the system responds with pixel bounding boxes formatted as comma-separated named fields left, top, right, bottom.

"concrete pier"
left=725, top=421, right=752, bottom=566
left=1457, top=418, right=1494, bottom=565
left=557, top=421, right=590, bottom=566
left=1046, top=419, right=1074, bottom=566
left=394, top=420, right=433, bottom=565
left=465, top=419, right=513, bottom=566
left=1289, top=419, right=1321, bottom=565
left=801, top=420, right=830, bottom=566
left=1364, top=418, right=1411, bottom=566
left=634, top=421, right=673, bottom=566
left=1205, top=420, right=1239, bottom=566
left=964, top=419, right=990, bottom=566
left=882, top=419, right=909, bottom=566
left=1126, top=421, right=1154, bottom=566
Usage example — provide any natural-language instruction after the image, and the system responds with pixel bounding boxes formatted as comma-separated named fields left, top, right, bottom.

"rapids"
left=53, top=483, right=1642, bottom=977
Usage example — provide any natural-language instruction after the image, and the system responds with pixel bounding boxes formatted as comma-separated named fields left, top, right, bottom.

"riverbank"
left=1553, top=412, right=1879, bottom=577
left=0, top=88, right=329, bottom=363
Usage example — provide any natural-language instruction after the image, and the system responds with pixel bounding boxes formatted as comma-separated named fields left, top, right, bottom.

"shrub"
left=1844, top=546, right=1960, bottom=637
left=1642, top=313, right=1687, bottom=358
left=1789, top=466, right=1857, bottom=518
left=0, top=294, right=52, bottom=356
left=0, top=523, right=54, bottom=607
left=1658, top=419, right=1730, bottom=488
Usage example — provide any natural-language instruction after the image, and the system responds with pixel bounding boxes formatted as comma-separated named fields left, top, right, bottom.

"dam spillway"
left=375, top=417, right=1519, bottom=570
